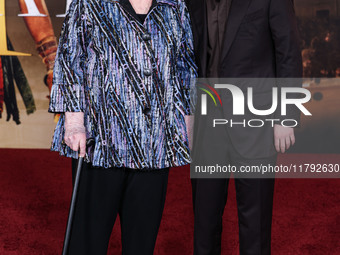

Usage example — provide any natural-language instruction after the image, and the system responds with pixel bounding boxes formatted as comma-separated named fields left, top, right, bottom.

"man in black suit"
left=187, top=0, right=302, bottom=254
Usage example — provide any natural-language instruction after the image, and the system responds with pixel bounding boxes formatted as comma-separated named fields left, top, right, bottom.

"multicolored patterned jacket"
left=49, top=0, right=197, bottom=169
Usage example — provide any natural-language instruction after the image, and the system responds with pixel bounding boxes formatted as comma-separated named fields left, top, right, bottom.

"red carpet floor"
left=0, top=149, right=339, bottom=255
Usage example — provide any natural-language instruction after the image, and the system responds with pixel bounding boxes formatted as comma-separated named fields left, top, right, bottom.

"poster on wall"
left=0, top=0, right=71, bottom=148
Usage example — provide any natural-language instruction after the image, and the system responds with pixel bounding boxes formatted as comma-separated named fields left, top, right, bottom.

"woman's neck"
left=129, top=0, right=153, bottom=14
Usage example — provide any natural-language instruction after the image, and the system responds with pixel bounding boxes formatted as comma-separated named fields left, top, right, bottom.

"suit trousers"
left=67, top=159, right=169, bottom=255
left=192, top=134, right=277, bottom=255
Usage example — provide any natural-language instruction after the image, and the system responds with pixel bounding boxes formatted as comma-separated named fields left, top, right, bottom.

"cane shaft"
left=62, top=157, right=84, bottom=255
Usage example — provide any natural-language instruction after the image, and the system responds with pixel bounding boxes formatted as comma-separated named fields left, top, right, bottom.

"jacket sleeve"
left=177, top=0, right=198, bottom=116
left=48, top=0, right=87, bottom=113
left=269, top=0, right=303, bottom=122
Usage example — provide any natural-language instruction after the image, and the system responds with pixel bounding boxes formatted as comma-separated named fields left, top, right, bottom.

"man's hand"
left=64, top=112, right=86, bottom=157
left=274, top=124, right=295, bottom=153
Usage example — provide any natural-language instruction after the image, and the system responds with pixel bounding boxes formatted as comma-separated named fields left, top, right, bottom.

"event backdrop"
left=0, top=0, right=72, bottom=148
left=0, top=0, right=339, bottom=151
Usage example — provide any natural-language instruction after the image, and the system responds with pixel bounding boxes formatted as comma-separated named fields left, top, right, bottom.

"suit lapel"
left=220, top=0, right=251, bottom=63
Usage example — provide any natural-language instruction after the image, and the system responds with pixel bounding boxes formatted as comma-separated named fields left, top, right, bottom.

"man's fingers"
left=285, top=136, right=291, bottom=151
left=275, top=137, right=280, bottom=152
left=280, top=138, right=286, bottom=153
left=290, top=134, right=296, bottom=145
left=274, top=125, right=296, bottom=153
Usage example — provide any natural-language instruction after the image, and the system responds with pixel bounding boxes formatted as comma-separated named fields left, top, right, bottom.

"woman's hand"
left=64, top=112, right=86, bottom=157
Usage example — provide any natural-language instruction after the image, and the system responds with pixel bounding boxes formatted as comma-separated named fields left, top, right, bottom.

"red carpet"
left=0, top=149, right=339, bottom=254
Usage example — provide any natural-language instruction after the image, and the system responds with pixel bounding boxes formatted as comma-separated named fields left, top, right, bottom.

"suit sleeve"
left=177, top=0, right=198, bottom=116
left=48, top=0, right=87, bottom=113
left=269, top=0, right=303, bottom=122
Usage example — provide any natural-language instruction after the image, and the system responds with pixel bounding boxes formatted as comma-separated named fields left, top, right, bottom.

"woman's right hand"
left=64, top=112, right=86, bottom=157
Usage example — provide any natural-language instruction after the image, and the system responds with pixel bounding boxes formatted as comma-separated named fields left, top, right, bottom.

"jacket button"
left=144, top=68, right=152, bottom=76
left=142, top=33, right=151, bottom=41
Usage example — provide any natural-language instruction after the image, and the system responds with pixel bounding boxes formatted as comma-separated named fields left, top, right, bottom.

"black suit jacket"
left=187, top=0, right=303, bottom=158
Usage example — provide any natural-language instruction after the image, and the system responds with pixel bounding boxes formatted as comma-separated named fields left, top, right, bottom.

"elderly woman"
left=49, top=0, right=196, bottom=254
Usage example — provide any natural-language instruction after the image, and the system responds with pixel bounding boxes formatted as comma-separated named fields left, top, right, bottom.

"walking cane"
left=62, top=138, right=95, bottom=255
